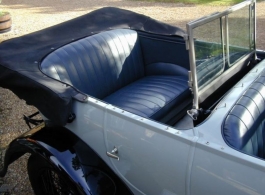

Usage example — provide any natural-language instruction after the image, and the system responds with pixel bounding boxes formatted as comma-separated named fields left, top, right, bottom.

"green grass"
left=131, top=0, right=262, bottom=6
left=0, top=11, right=8, bottom=17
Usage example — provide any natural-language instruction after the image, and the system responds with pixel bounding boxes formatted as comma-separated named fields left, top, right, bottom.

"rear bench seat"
left=41, top=29, right=190, bottom=123
left=223, top=72, right=265, bottom=159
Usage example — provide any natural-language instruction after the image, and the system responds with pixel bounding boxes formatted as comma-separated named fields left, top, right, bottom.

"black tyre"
left=27, top=155, right=79, bottom=195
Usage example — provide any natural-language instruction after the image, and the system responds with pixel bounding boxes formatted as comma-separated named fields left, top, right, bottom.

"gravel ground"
left=0, top=0, right=265, bottom=194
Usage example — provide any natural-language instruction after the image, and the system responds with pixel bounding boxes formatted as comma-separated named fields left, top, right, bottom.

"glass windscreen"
left=228, top=6, right=254, bottom=66
left=194, top=18, right=224, bottom=89
left=187, top=0, right=255, bottom=109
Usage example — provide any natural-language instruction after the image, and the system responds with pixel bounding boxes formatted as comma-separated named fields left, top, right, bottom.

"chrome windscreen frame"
left=186, top=0, right=256, bottom=120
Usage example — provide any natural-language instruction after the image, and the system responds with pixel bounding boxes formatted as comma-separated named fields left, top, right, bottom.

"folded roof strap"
left=23, top=111, right=43, bottom=129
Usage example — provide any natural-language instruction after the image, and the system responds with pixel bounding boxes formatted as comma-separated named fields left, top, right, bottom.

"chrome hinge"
left=187, top=109, right=200, bottom=121
left=183, top=34, right=189, bottom=50
left=188, top=71, right=193, bottom=94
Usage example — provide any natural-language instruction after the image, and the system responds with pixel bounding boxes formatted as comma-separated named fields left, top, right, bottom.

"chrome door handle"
left=106, top=147, right=119, bottom=161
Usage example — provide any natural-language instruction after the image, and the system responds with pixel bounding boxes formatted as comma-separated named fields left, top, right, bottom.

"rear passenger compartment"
left=223, top=69, right=265, bottom=159
left=40, top=29, right=192, bottom=125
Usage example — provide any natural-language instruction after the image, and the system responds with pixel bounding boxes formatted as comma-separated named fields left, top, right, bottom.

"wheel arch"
left=0, top=123, right=133, bottom=195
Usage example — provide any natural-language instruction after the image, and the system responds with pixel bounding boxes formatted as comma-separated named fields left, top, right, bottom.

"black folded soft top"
left=0, top=7, right=186, bottom=125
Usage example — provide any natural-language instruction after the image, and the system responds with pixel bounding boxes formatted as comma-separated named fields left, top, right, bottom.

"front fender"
left=0, top=123, right=130, bottom=195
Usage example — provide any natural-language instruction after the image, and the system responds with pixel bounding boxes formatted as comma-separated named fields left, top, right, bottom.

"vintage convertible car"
left=1, top=0, right=265, bottom=194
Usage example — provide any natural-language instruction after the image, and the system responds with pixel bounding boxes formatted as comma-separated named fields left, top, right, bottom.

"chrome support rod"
left=186, top=26, right=199, bottom=110
left=225, top=15, right=230, bottom=65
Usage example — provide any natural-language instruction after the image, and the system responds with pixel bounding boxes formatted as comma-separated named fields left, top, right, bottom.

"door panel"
left=191, top=141, right=265, bottom=195
left=104, top=106, right=196, bottom=195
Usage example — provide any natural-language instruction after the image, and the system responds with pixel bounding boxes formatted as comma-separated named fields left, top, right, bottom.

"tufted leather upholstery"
left=223, top=73, right=265, bottom=158
left=41, top=29, right=144, bottom=99
left=104, top=75, right=189, bottom=120
left=41, top=29, right=190, bottom=122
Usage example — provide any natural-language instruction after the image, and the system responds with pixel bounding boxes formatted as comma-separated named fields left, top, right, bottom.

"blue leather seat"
left=41, top=29, right=144, bottom=99
left=223, top=73, right=265, bottom=159
left=41, top=29, right=190, bottom=122
left=104, top=75, right=189, bottom=120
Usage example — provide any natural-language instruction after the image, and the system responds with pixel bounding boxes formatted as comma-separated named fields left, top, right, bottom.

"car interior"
left=41, top=29, right=192, bottom=126
left=40, top=0, right=259, bottom=132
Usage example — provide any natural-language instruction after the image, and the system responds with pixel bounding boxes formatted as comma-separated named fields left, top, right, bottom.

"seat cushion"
left=103, top=75, right=190, bottom=120
left=41, top=29, right=144, bottom=99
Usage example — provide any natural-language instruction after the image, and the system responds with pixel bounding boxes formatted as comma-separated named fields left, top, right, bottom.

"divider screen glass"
left=186, top=0, right=256, bottom=109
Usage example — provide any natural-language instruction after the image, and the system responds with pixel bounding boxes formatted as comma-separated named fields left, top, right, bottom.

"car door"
left=104, top=105, right=197, bottom=195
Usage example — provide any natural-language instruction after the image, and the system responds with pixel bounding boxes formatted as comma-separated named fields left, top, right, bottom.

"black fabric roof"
left=0, top=7, right=186, bottom=125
